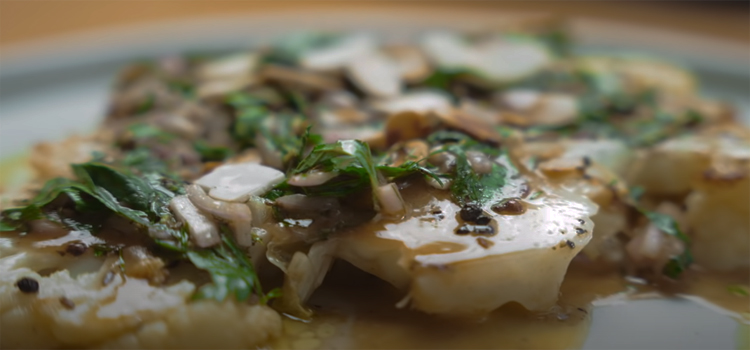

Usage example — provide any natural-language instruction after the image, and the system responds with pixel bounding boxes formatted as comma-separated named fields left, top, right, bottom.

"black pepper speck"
left=566, top=240, right=576, bottom=249
left=15, top=277, right=39, bottom=293
left=575, top=228, right=587, bottom=235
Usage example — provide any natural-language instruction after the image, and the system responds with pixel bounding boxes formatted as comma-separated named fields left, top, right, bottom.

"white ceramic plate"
left=0, top=9, right=747, bottom=349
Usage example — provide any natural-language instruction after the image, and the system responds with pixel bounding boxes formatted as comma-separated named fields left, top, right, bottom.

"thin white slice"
left=301, top=34, right=376, bottom=71
left=169, top=195, right=220, bottom=248
left=346, top=53, right=402, bottom=98
left=195, top=163, right=285, bottom=202
left=500, top=89, right=579, bottom=126
left=371, top=90, right=452, bottom=115
left=421, top=33, right=552, bottom=83
left=197, top=53, right=259, bottom=81
left=420, top=32, right=477, bottom=68
left=474, top=39, right=552, bottom=82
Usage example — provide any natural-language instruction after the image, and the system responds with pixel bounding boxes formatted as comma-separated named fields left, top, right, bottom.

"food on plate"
left=1, top=20, right=748, bottom=349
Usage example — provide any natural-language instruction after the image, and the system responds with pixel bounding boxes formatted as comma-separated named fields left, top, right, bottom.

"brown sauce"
left=681, top=269, right=750, bottom=320
left=270, top=261, right=749, bottom=349
left=272, top=261, right=593, bottom=350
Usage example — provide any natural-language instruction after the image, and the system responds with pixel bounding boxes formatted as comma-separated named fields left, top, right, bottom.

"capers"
left=491, top=198, right=526, bottom=215
left=459, top=203, right=483, bottom=222
left=65, top=242, right=87, bottom=256
left=455, top=224, right=472, bottom=235
left=474, top=215, right=491, bottom=225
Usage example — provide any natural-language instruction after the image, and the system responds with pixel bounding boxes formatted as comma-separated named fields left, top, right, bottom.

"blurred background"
left=1, top=0, right=748, bottom=160
left=1, top=1, right=748, bottom=46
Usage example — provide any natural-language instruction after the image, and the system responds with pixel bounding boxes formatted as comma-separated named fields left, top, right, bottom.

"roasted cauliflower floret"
left=0, top=266, right=281, bottom=349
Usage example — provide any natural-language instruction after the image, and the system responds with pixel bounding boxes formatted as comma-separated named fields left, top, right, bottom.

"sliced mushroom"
left=185, top=184, right=255, bottom=247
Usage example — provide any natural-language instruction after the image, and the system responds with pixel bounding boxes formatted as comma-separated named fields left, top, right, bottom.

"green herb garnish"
left=0, top=160, right=272, bottom=304
left=193, top=141, right=233, bottom=162
left=628, top=187, right=694, bottom=278
left=188, top=230, right=276, bottom=303
left=442, top=144, right=508, bottom=207
left=727, top=285, right=750, bottom=297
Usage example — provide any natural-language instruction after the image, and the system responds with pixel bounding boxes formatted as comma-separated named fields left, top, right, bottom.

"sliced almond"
left=346, top=53, right=402, bottom=98
left=384, top=111, right=438, bottom=146
left=197, top=53, right=259, bottom=81
left=260, top=64, right=342, bottom=92
left=383, top=45, right=432, bottom=83
left=473, top=39, right=552, bottom=82
left=435, top=110, right=503, bottom=145
left=371, top=90, right=453, bottom=115
left=301, top=34, right=376, bottom=71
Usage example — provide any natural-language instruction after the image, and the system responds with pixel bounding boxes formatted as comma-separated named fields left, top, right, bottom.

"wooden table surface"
left=1, top=1, right=748, bottom=48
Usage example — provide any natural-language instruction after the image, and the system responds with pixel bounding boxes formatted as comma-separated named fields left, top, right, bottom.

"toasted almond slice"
left=260, top=64, right=342, bottom=91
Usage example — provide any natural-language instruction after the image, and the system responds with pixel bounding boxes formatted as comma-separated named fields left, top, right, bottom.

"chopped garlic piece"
left=195, top=163, right=285, bottom=202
